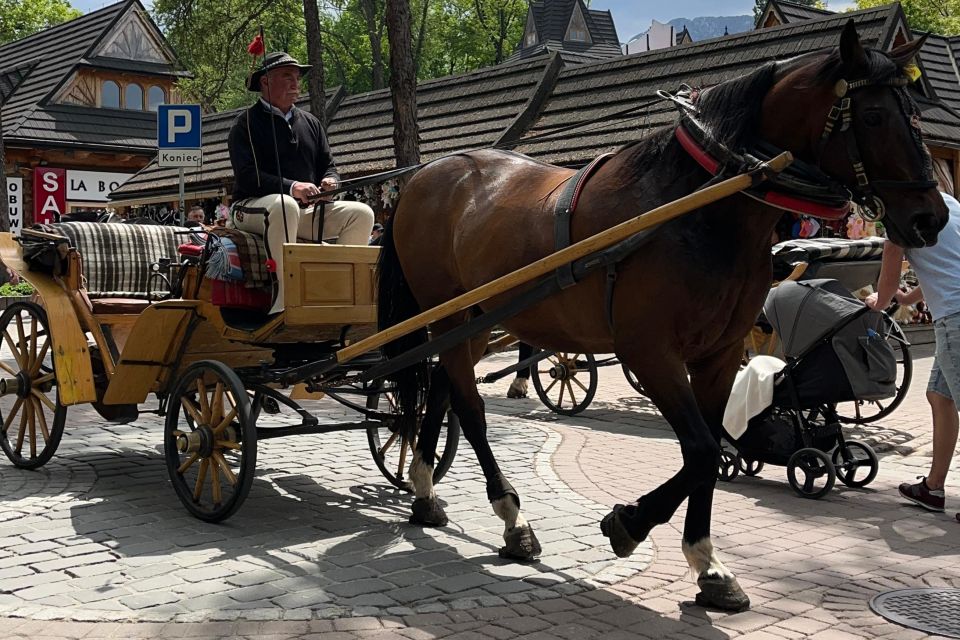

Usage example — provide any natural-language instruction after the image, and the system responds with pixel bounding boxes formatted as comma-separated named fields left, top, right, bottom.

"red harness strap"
left=675, top=124, right=850, bottom=220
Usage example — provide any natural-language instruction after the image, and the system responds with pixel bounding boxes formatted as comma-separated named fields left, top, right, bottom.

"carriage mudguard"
left=0, top=232, right=96, bottom=405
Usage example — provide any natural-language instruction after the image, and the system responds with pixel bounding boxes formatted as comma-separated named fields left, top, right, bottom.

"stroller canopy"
left=764, top=279, right=866, bottom=358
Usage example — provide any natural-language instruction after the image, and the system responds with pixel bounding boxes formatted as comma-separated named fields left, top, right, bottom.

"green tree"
left=754, top=0, right=825, bottom=20
left=0, top=0, right=81, bottom=45
left=856, top=0, right=960, bottom=34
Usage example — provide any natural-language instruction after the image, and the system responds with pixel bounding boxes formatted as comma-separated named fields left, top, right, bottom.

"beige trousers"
left=230, top=194, right=375, bottom=313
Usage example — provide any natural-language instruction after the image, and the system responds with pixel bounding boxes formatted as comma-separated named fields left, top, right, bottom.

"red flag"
left=247, top=34, right=265, bottom=56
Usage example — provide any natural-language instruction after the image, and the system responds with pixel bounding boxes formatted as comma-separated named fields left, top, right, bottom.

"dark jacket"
left=228, top=100, right=339, bottom=201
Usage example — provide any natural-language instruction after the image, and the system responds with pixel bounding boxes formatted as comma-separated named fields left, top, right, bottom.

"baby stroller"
left=721, top=279, right=903, bottom=498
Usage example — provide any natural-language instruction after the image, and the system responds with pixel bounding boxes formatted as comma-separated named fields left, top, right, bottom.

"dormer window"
left=569, top=29, right=586, bottom=42
left=565, top=3, right=592, bottom=45
left=102, top=80, right=120, bottom=107
left=125, top=83, right=143, bottom=110
left=148, top=85, right=165, bottom=111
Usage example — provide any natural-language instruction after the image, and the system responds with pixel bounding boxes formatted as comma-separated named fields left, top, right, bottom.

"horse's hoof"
left=409, top=498, right=448, bottom=527
left=695, top=575, right=751, bottom=612
left=507, top=378, right=528, bottom=399
left=498, top=525, right=541, bottom=561
left=600, top=505, right=641, bottom=558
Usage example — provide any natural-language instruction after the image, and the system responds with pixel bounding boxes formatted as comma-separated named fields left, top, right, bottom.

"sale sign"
left=33, top=168, right=66, bottom=224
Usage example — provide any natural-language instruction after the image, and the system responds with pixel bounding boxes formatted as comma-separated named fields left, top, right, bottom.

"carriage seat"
left=50, top=222, right=188, bottom=309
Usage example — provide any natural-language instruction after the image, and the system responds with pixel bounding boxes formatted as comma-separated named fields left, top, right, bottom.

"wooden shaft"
left=337, top=152, right=793, bottom=364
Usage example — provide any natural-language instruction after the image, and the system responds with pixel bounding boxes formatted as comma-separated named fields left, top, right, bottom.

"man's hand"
left=865, top=292, right=882, bottom=310
left=292, top=181, right=321, bottom=204
left=319, top=177, right=338, bottom=202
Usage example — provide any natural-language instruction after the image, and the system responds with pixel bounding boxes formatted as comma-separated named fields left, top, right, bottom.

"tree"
left=303, top=0, right=327, bottom=124
left=386, top=0, right=419, bottom=172
left=856, top=0, right=960, bottom=34
left=753, top=0, right=825, bottom=20
left=0, top=0, right=81, bottom=45
left=359, top=0, right=387, bottom=89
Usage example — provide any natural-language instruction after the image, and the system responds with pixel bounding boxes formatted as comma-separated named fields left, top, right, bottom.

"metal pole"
left=178, top=167, right=185, bottom=226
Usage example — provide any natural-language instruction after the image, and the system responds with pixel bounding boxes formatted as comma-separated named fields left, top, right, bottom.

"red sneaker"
left=899, top=477, right=945, bottom=512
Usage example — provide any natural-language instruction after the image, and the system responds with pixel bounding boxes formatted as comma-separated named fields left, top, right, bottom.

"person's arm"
left=317, top=122, right=340, bottom=187
left=896, top=286, right=924, bottom=306
left=866, top=240, right=905, bottom=309
left=228, top=112, right=296, bottom=197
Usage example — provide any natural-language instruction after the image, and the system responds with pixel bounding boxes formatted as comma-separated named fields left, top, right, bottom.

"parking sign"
left=157, top=104, right=201, bottom=149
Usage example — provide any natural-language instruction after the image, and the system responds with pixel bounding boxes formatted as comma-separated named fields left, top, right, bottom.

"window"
left=101, top=80, right=120, bottom=108
left=147, top=85, right=165, bottom=111
left=125, top=83, right=143, bottom=110
left=569, top=29, right=586, bottom=42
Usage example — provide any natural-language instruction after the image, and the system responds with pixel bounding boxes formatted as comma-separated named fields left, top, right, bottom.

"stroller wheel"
left=832, top=441, right=879, bottom=488
left=739, top=457, right=764, bottom=477
left=718, top=450, right=740, bottom=482
left=787, top=448, right=836, bottom=499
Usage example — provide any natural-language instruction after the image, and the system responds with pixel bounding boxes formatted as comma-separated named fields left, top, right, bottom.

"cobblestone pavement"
left=1, top=343, right=958, bottom=638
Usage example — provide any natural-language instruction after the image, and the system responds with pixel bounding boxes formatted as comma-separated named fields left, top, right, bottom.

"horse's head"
left=760, top=20, right=947, bottom=248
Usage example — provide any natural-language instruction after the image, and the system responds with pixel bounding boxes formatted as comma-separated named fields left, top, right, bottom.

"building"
left=509, top=0, right=622, bottom=64
left=1, top=0, right=185, bottom=231
left=622, top=20, right=693, bottom=55
left=755, top=0, right=833, bottom=30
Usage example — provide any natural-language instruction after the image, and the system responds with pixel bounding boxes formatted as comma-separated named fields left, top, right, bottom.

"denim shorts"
left=927, top=311, right=960, bottom=401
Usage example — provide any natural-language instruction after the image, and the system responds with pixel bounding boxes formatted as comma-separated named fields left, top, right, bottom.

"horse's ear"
left=839, top=19, right=868, bottom=73
left=889, top=33, right=928, bottom=68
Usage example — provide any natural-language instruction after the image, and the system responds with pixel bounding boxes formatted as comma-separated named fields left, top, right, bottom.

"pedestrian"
left=186, top=205, right=206, bottom=227
left=369, top=222, right=384, bottom=246
left=228, top=51, right=374, bottom=314
left=867, top=159, right=960, bottom=522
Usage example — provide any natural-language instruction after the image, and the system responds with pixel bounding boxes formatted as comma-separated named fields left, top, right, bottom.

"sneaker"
left=899, top=477, right=945, bottom=512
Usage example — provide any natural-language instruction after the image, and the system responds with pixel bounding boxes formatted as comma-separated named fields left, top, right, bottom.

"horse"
left=376, top=21, right=948, bottom=612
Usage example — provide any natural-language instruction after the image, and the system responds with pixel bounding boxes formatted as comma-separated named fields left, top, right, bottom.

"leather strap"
left=554, top=153, right=615, bottom=288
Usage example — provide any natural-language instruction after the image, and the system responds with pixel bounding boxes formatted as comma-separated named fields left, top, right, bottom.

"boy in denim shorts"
left=868, top=184, right=960, bottom=521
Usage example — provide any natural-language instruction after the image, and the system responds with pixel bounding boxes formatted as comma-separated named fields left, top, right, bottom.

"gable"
left=523, top=8, right=538, bottom=48
left=565, top=2, right=592, bottom=44
left=91, top=6, right=174, bottom=64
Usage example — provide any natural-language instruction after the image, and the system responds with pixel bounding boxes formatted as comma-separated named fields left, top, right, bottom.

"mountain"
left=667, top=16, right=754, bottom=40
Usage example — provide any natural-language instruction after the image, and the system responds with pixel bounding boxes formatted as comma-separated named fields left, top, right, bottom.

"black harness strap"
left=554, top=153, right=615, bottom=288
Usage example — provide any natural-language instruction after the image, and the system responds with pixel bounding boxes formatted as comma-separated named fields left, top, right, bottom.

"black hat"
left=372, top=223, right=384, bottom=231
left=247, top=52, right=311, bottom=91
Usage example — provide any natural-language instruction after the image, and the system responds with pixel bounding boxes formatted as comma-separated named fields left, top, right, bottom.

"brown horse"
left=376, top=22, right=947, bottom=611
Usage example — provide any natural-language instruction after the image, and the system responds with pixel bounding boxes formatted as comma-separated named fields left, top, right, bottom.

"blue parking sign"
left=157, top=104, right=201, bottom=148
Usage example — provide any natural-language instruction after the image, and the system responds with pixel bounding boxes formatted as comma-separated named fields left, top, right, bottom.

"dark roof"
left=112, top=57, right=561, bottom=199
left=586, top=9, right=619, bottom=45
left=0, top=0, right=179, bottom=152
left=778, top=1, right=833, bottom=23
left=917, top=33, right=960, bottom=114
left=514, top=0, right=621, bottom=62
left=515, top=5, right=920, bottom=165
left=0, top=59, right=38, bottom=106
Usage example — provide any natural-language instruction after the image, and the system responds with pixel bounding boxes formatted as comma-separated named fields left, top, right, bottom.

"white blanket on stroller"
left=723, top=356, right=785, bottom=440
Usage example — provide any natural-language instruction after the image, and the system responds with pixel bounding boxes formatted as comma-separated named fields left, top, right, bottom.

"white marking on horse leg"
left=409, top=451, right=436, bottom=500
left=682, top=537, right=733, bottom=580
left=492, top=495, right=528, bottom=534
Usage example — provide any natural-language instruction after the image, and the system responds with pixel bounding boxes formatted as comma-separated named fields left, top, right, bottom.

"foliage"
left=753, top=0, right=825, bottom=20
left=0, top=282, right=34, bottom=297
left=856, top=0, right=960, bottom=34
left=0, top=0, right=81, bottom=44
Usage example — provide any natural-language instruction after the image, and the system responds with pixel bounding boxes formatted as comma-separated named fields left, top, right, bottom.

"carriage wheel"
left=0, top=302, right=67, bottom=470
left=832, top=440, right=879, bottom=488
left=366, top=384, right=460, bottom=491
left=738, top=457, right=764, bottom=477
left=164, top=360, right=256, bottom=522
left=835, top=321, right=912, bottom=424
left=787, top=448, right=836, bottom=499
left=717, top=450, right=739, bottom=482
left=532, top=352, right=598, bottom=415
left=621, top=364, right=646, bottom=395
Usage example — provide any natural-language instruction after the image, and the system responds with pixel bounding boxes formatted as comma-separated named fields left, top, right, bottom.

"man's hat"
left=247, top=52, right=311, bottom=91
left=372, top=223, right=384, bottom=232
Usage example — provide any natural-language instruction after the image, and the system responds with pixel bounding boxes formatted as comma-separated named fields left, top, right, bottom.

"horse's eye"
left=863, top=111, right=883, bottom=127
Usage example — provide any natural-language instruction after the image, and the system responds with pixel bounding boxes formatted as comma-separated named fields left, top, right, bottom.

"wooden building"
left=1, top=0, right=185, bottom=231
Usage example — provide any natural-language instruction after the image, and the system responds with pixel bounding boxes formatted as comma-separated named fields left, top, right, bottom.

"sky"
left=71, top=0, right=860, bottom=44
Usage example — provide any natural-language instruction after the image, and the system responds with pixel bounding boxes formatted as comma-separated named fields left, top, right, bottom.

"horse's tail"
left=376, top=214, right=428, bottom=442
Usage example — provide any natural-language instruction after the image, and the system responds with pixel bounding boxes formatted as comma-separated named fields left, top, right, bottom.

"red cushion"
left=210, top=280, right=271, bottom=311
left=178, top=243, right=204, bottom=258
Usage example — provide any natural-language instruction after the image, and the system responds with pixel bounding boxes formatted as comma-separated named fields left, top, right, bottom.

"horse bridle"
left=663, top=70, right=937, bottom=222
left=813, top=76, right=937, bottom=221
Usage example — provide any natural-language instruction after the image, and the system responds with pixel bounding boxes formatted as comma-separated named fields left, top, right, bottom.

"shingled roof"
left=111, top=55, right=563, bottom=201
left=917, top=33, right=960, bottom=115
left=514, top=4, right=960, bottom=164
left=0, top=0, right=181, bottom=152
left=756, top=0, right=834, bottom=29
left=511, top=0, right=622, bottom=62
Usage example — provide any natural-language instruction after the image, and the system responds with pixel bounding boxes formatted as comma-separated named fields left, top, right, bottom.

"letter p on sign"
left=157, top=104, right=202, bottom=149
left=168, top=110, right=191, bottom=143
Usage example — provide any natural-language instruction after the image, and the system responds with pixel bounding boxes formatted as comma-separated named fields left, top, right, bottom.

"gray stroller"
left=721, top=279, right=905, bottom=499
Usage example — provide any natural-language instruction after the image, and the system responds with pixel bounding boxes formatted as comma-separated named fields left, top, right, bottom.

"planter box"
left=0, top=295, right=33, bottom=310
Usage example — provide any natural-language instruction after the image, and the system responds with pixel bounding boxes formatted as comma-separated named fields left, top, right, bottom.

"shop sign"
left=33, top=168, right=66, bottom=224
left=66, top=170, right=132, bottom=202
left=5, top=177, right=23, bottom=237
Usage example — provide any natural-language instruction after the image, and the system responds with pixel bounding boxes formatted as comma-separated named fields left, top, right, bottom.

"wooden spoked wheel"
left=532, top=352, right=598, bottom=415
left=164, top=361, right=256, bottom=522
left=0, top=302, right=66, bottom=470
left=366, top=385, right=460, bottom=491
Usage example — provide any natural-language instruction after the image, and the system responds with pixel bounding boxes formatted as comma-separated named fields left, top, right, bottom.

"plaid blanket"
left=49, top=222, right=185, bottom=298
left=772, top=237, right=885, bottom=265
left=208, top=228, right=271, bottom=287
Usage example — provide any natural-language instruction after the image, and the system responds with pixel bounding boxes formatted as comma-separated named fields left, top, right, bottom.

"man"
left=228, top=51, right=374, bottom=313
left=867, top=162, right=960, bottom=523
left=369, top=222, right=384, bottom=246
left=186, top=205, right=206, bottom=227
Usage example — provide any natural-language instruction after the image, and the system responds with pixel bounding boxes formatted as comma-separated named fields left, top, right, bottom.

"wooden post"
left=336, top=152, right=793, bottom=364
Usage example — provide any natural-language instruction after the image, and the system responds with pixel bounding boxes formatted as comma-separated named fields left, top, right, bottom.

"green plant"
left=0, top=282, right=34, bottom=297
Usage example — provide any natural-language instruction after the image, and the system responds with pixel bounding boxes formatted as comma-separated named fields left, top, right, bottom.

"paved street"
left=0, top=343, right=958, bottom=639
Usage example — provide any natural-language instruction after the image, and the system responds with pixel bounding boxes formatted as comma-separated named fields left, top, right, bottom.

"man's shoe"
left=899, top=477, right=945, bottom=512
